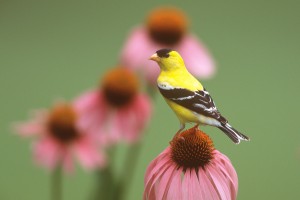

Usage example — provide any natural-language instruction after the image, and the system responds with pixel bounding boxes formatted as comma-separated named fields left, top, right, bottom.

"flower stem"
left=91, top=148, right=116, bottom=200
left=114, top=142, right=142, bottom=200
left=51, top=166, right=62, bottom=200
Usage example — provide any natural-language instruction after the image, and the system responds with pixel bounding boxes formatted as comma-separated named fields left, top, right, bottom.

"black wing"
left=158, top=84, right=227, bottom=125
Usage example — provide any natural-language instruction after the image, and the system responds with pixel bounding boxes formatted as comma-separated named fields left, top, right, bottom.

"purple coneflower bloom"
left=121, top=6, right=215, bottom=85
left=74, top=67, right=152, bottom=144
left=15, top=103, right=106, bottom=172
left=144, top=126, right=238, bottom=200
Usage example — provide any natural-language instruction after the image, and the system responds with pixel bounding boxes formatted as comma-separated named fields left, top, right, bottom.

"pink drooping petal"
left=61, top=150, right=74, bottom=173
left=212, top=151, right=238, bottom=199
left=74, top=90, right=108, bottom=134
left=73, top=137, right=106, bottom=170
left=144, top=150, right=173, bottom=200
left=198, top=168, right=220, bottom=200
left=115, top=108, right=139, bottom=142
left=74, top=90, right=113, bottom=148
left=142, top=58, right=161, bottom=85
left=109, top=94, right=151, bottom=144
left=33, top=137, right=62, bottom=170
left=144, top=162, right=172, bottom=200
left=156, top=164, right=176, bottom=199
left=118, top=109, right=142, bottom=142
left=166, top=168, right=182, bottom=200
left=106, top=111, right=123, bottom=144
left=177, top=34, right=216, bottom=79
left=182, top=168, right=191, bottom=200
left=132, top=94, right=152, bottom=129
left=14, top=110, right=48, bottom=137
left=14, top=121, right=44, bottom=137
left=190, top=169, right=203, bottom=200
left=145, top=158, right=158, bottom=185
left=206, top=164, right=231, bottom=200
left=145, top=148, right=171, bottom=186
left=214, top=164, right=235, bottom=200
left=215, top=151, right=238, bottom=194
left=120, top=26, right=163, bottom=85
left=73, top=90, right=100, bottom=113
left=120, top=27, right=152, bottom=71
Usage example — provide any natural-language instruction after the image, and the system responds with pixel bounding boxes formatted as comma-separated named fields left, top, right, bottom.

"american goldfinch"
left=150, top=49, right=249, bottom=144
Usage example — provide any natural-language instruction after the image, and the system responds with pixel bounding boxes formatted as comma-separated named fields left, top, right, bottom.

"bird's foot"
left=170, top=134, right=185, bottom=144
left=193, top=124, right=199, bottom=130
left=172, top=129, right=183, bottom=140
left=178, top=136, right=185, bottom=142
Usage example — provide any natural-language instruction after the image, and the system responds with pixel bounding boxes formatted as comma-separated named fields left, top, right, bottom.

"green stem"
left=114, top=142, right=142, bottom=200
left=101, top=166, right=115, bottom=199
left=51, top=166, right=62, bottom=200
left=92, top=148, right=116, bottom=200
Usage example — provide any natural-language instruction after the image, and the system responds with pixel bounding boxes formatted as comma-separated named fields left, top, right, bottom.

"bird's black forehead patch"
left=156, top=49, right=172, bottom=58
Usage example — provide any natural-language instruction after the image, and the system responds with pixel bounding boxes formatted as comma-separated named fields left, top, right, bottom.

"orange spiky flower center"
left=47, top=104, right=80, bottom=144
left=102, top=68, right=138, bottom=108
left=170, top=126, right=214, bottom=170
left=146, top=7, right=188, bottom=45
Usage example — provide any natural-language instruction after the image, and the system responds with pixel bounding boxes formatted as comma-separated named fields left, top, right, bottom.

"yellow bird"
left=150, top=49, right=249, bottom=144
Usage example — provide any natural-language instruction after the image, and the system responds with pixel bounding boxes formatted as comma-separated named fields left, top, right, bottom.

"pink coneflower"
left=144, top=126, right=238, bottom=200
left=121, top=6, right=215, bottom=85
left=74, top=67, right=151, bottom=144
left=15, top=103, right=106, bottom=172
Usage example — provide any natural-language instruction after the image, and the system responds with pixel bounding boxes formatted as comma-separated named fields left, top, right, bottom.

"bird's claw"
left=193, top=124, right=199, bottom=130
left=178, top=136, right=185, bottom=142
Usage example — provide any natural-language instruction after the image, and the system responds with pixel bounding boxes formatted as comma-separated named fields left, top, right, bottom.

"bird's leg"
left=173, top=123, right=185, bottom=140
left=193, top=123, right=200, bottom=130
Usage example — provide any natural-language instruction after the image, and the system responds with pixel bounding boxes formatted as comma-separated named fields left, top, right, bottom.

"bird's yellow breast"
left=165, top=98, right=199, bottom=123
left=157, top=69, right=203, bottom=91
left=157, top=65, right=205, bottom=124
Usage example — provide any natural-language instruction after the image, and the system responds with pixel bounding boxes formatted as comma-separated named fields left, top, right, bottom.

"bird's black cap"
left=156, top=49, right=172, bottom=58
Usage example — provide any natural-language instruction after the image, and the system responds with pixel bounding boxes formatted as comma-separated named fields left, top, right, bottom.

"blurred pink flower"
left=74, top=67, right=152, bottom=144
left=15, top=103, right=106, bottom=172
left=120, top=6, right=215, bottom=85
left=144, top=127, right=238, bottom=200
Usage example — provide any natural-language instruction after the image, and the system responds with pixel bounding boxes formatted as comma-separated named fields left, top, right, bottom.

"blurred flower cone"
left=120, top=6, right=216, bottom=85
left=144, top=126, right=238, bottom=200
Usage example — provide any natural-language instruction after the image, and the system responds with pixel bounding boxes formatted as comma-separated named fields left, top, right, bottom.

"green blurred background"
left=1, top=0, right=300, bottom=199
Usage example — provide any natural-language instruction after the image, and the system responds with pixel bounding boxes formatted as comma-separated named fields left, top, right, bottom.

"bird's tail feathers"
left=218, top=123, right=250, bottom=144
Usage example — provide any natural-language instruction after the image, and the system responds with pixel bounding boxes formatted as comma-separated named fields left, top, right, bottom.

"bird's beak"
left=149, top=53, right=160, bottom=62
